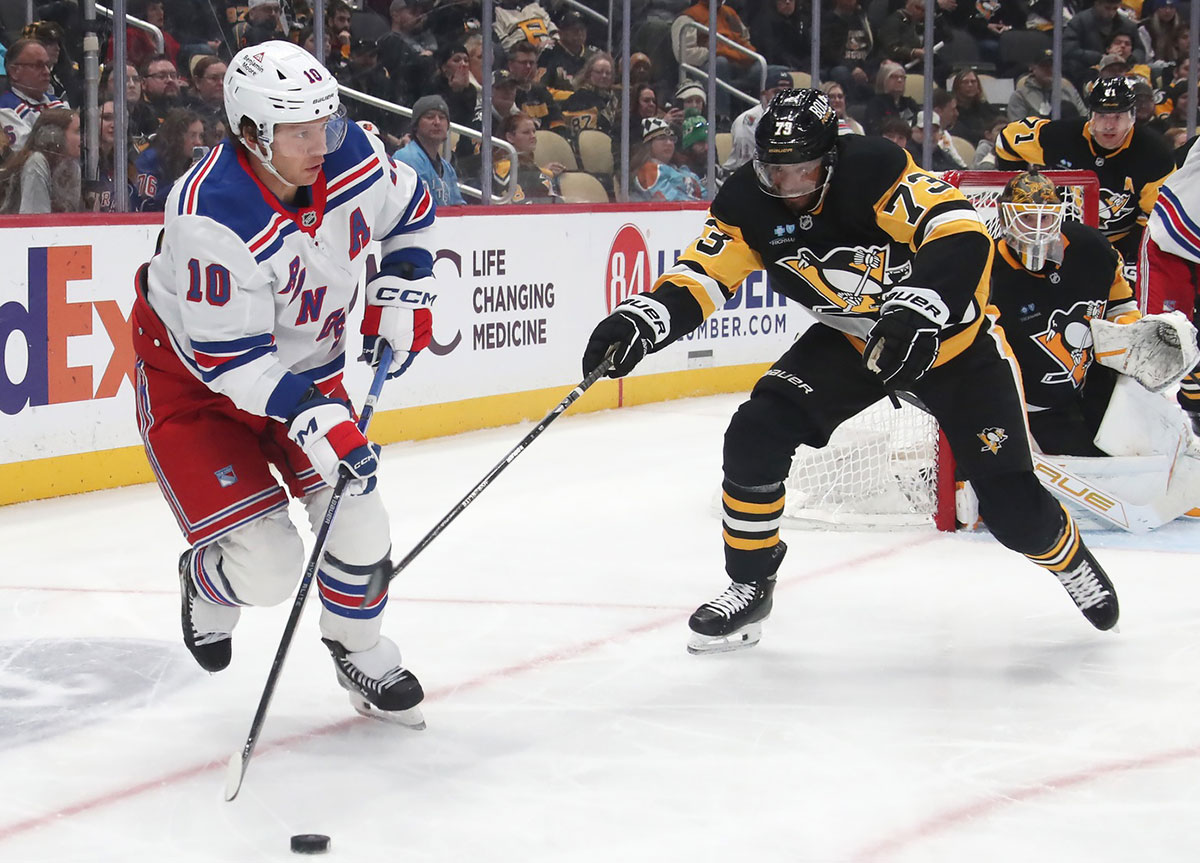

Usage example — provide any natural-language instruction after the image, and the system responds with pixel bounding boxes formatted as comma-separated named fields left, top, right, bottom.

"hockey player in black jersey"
left=581, top=89, right=1121, bottom=654
left=995, top=77, right=1175, bottom=279
left=987, top=170, right=1142, bottom=456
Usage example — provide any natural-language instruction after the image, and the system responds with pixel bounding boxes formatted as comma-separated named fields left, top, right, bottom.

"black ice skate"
left=687, top=576, right=777, bottom=655
left=1054, top=545, right=1120, bottom=631
left=177, top=550, right=238, bottom=673
left=322, top=637, right=426, bottom=729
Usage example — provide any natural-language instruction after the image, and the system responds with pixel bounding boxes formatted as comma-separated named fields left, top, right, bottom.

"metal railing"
left=674, top=19, right=765, bottom=109
left=338, top=85, right=519, bottom=205
left=94, top=3, right=164, bottom=53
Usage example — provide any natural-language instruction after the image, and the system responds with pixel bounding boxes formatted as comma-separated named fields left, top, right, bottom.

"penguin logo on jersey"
left=1033, top=299, right=1104, bottom=387
left=775, top=245, right=899, bottom=314
left=1097, top=180, right=1135, bottom=233
left=978, top=427, right=1008, bottom=454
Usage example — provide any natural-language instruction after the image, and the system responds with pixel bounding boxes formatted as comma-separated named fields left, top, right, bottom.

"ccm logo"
left=376, top=286, right=437, bottom=305
left=1033, top=463, right=1116, bottom=511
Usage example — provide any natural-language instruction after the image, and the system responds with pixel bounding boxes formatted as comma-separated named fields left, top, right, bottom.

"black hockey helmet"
left=1087, top=76, right=1137, bottom=114
left=753, top=88, right=838, bottom=200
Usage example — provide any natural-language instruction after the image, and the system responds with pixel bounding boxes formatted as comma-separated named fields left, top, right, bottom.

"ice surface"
left=2, top=393, right=1199, bottom=862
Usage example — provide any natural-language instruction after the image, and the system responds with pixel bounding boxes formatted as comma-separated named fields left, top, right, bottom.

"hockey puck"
left=290, top=834, right=331, bottom=854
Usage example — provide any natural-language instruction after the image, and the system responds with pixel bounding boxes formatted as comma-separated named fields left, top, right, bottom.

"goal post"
left=781, top=170, right=1101, bottom=531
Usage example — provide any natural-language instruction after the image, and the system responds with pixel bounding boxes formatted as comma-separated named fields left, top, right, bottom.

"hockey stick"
left=224, top=345, right=395, bottom=802
left=358, top=345, right=617, bottom=608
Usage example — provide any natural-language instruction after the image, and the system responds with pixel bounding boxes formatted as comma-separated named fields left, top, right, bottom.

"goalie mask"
left=998, top=170, right=1065, bottom=272
left=753, top=88, right=838, bottom=206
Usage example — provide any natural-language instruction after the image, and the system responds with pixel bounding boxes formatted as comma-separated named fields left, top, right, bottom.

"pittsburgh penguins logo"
left=1032, top=299, right=1105, bottom=387
left=1096, top=179, right=1135, bottom=232
left=978, top=427, right=1008, bottom=454
left=775, top=245, right=910, bottom=314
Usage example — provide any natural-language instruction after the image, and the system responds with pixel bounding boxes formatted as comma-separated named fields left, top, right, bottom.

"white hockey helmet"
left=224, top=40, right=347, bottom=164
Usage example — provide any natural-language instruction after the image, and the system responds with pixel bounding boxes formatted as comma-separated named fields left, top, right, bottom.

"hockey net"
left=782, top=170, right=1101, bottom=530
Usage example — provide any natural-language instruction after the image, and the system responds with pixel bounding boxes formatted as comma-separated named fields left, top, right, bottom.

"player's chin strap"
left=356, top=344, right=619, bottom=609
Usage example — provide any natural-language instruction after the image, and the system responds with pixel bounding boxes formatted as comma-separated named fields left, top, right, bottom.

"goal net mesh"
left=782, top=171, right=1100, bottom=529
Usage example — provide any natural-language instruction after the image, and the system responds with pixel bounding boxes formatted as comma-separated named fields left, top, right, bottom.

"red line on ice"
left=0, top=535, right=935, bottom=845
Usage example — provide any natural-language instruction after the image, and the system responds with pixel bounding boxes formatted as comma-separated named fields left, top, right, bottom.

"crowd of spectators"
left=0, top=0, right=1193, bottom=211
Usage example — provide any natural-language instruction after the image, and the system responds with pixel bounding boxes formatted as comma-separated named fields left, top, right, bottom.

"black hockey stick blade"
left=358, top=346, right=617, bottom=608
left=224, top=347, right=394, bottom=802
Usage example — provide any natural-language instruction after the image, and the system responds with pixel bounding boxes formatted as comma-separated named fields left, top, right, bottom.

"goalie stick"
left=224, top=345, right=395, bottom=803
left=358, top=345, right=617, bottom=608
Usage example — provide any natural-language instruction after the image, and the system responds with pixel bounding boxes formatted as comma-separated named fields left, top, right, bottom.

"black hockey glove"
left=582, top=296, right=668, bottom=378
left=864, top=307, right=940, bottom=390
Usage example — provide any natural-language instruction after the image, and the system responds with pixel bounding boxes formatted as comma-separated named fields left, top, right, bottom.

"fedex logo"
left=0, top=246, right=134, bottom=416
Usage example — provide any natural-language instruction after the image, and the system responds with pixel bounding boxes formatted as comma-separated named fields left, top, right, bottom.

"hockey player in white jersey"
left=131, top=41, right=438, bottom=724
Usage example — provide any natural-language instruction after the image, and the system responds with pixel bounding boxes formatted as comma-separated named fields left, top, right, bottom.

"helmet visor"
left=753, top=156, right=825, bottom=198
left=270, top=105, right=348, bottom=157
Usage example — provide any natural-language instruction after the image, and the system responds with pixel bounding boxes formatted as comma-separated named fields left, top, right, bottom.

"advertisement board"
left=0, top=205, right=808, bottom=504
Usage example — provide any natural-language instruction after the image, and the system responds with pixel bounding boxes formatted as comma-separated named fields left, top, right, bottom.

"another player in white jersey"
left=1138, top=139, right=1200, bottom=430
left=131, top=42, right=437, bottom=724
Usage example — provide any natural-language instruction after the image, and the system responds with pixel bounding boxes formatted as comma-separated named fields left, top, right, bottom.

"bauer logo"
left=0, top=638, right=199, bottom=750
left=605, top=224, right=652, bottom=313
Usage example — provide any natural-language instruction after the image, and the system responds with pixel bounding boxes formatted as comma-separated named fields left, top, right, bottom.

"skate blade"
left=686, top=622, right=763, bottom=655
left=347, top=691, right=426, bottom=729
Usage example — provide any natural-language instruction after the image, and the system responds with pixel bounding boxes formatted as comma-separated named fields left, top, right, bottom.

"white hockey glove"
left=288, top=394, right=379, bottom=494
left=1090, top=311, right=1200, bottom=393
left=361, top=273, right=436, bottom=379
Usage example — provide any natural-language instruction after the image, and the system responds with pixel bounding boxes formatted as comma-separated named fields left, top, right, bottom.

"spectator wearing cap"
left=724, top=66, right=791, bottom=172
left=1131, top=78, right=1157, bottom=127
left=674, top=109, right=711, bottom=190
left=948, top=67, right=999, bottom=145
left=507, top=41, right=567, bottom=134
left=235, top=0, right=288, bottom=50
left=1138, top=0, right=1184, bottom=71
left=561, top=51, right=619, bottom=141
left=821, top=0, right=874, bottom=105
left=394, top=95, right=465, bottom=206
left=539, top=11, right=596, bottom=92
left=1064, top=0, right=1142, bottom=87
left=750, top=0, right=810, bottom=70
left=905, top=111, right=959, bottom=171
left=492, top=112, right=564, bottom=203
left=1098, top=33, right=1152, bottom=83
left=632, top=117, right=704, bottom=202
left=928, top=89, right=968, bottom=168
left=494, top=0, right=558, bottom=52
left=672, top=0, right=762, bottom=122
left=1007, top=49, right=1087, bottom=120
left=820, top=80, right=866, bottom=135
left=0, top=38, right=66, bottom=149
left=344, top=36, right=406, bottom=145
left=183, top=55, right=228, bottom=146
left=422, top=43, right=477, bottom=128
left=863, top=60, right=919, bottom=136
left=455, top=69, right=523, bottom=170
left=28, top=20, right=81, bottom=107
